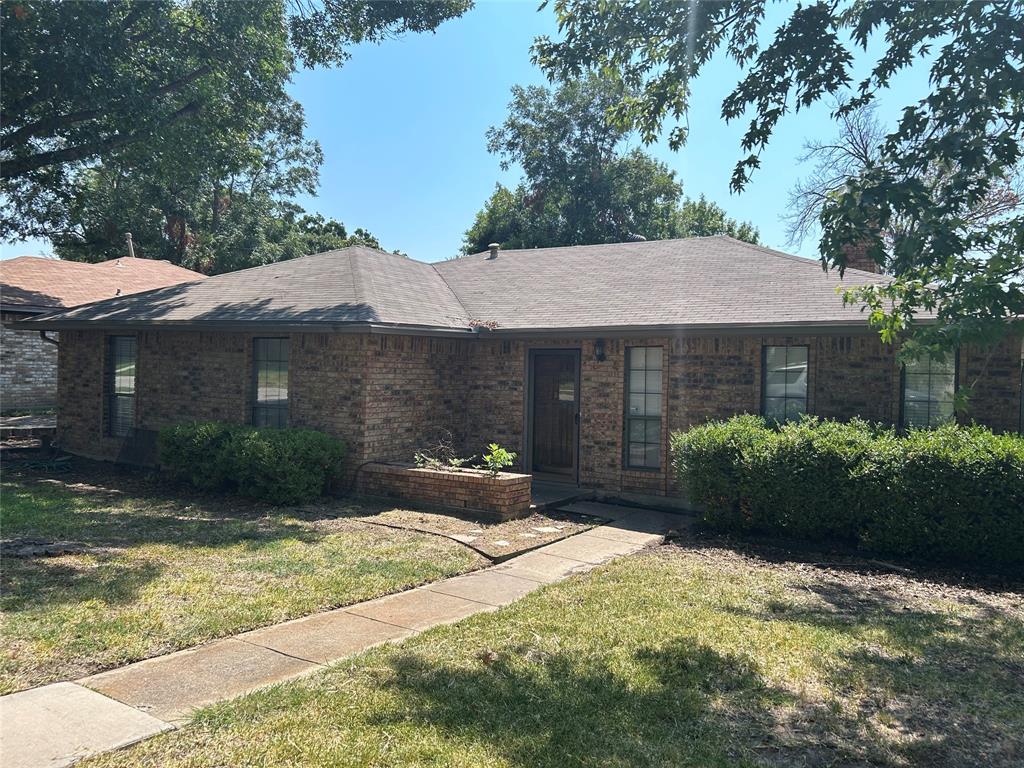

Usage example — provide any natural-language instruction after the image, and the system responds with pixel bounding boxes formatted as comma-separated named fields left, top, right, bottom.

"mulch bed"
left=341, top=506, right=605, bottom=559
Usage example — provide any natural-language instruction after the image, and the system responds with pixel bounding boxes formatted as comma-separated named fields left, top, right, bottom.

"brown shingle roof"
left=1, top=256, right=204, bottom=313
left=18, top=237, right=895, bottom=333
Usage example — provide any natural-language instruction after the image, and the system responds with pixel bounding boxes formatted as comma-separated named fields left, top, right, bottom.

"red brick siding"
left=362, top=335, right=468, bottom=463
left=289, top=333, right=368, bottom=476
left=812, top=335, right=900, bottom=423
left=55, top=329, right=1023, bottom=495
left=960, top=335, right=1023, bottom=433
left=357, top=463, right=532, bottom=521
left=136, top=331, right=250, bottom=428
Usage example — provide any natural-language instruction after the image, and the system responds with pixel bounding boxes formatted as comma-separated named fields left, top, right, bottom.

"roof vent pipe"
left=487, top=243, right=500, bottom=259
left=125, top=232, right=136, bottom=259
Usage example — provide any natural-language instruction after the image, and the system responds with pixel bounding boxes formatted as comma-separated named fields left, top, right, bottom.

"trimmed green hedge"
left=159, top=422, right=345, bottom=505
left=671, top=416, right=1024, bottom=571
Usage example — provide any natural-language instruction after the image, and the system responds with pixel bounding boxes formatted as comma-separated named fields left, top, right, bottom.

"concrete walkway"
left=0, top=503, right=681, bottom=768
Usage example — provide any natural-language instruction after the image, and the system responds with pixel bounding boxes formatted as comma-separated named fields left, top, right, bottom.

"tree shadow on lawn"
left=3, top=464, right=326, bottom=551
left=1, top=558, right=166, bottom=613
left=677, top=526, right=1024, bottom=594
left=717, top=572, right=1024, bottom=767
left=360, top=638, right=921, bottom=768
left=1, top=464, right=338, bottom=614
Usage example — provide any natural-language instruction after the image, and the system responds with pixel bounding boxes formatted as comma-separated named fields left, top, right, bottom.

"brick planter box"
left=356, top=462, right=532, bottom=521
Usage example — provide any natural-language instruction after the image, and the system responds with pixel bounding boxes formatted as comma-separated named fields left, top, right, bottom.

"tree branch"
left=0, top=101, right=201, bottom=178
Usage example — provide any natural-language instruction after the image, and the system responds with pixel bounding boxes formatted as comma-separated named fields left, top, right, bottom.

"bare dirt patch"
left=340, top=506, right=604, bottom=559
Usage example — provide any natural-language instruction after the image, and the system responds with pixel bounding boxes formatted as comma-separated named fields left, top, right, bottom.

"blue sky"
left=2, top=0, right=930, bottom=263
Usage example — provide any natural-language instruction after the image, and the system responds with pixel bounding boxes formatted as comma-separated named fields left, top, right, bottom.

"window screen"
left=253, top=338, right=289, bottom=428
left=106, top=336, right=136, bottom=437
left=902, top=354, right=956, bottom=428
left=626, top=346, right=663, bottom=469
left=762, top=345, right=808, bottom=421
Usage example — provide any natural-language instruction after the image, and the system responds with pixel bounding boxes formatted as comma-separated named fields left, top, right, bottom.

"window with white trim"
left=762, top=345, right=808, bottom=421
left=625, top=346, right=663, bottom=469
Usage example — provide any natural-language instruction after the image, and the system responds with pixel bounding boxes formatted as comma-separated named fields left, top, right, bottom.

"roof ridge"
left=717, top=235, right=889, bottom=280
left=444, top=235, right=730, bottom=262
left=428, top=259, right=471, bottom=324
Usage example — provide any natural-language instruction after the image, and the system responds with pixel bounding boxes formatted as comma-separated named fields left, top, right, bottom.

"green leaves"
left=1, top=0, right=470, bottom=257
left=672, top=416, right=1024, bottom=571
left=537, top=0, right=1024, bottom=356
left=463, top=73, right=758, bottom=253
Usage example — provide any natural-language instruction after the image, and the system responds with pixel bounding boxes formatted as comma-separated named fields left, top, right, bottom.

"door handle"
left=574, top=412, right=580, bottom=425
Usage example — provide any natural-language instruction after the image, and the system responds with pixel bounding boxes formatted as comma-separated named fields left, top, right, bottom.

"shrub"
left=671, top=416, right=1024, bottom=571
left=158, top=422, right=345, bottom=505
left=232, top=428, right=346, bottom=505
left=158, top=421, right=240, bottom=491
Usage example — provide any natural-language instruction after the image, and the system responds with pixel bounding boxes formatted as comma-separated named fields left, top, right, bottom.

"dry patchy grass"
left=83, top=533, right=1023, bottom=767
left=0, top=464, right=483, bottom=694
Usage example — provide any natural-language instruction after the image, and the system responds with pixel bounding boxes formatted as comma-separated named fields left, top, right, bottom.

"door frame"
left=525, top=347, right=581, bottom=485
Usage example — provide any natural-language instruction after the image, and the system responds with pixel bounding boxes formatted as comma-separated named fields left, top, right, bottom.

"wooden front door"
left=530, top=350, right=580, bottom=479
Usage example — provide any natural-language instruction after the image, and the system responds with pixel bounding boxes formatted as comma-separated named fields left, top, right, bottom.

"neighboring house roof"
left=1, top=256, right=205, bottom=314
left=17, top=237, right=894, bottom=334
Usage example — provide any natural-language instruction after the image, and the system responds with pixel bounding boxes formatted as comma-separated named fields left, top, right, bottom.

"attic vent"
left=487, top=243, right=500, bottom=259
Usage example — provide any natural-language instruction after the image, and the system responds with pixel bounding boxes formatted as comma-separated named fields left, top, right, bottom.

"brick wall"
left=55, top=328, right=1022, bottom=496
left=357, top=463, right=532, bottom=521
left=961, top=335, right=1023, bottom=433
left=1, top=312, right=58, bottom=411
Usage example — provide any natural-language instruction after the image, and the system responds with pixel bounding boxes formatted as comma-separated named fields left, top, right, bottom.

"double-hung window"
left=762, top=345, right=808, bottom=421
left=252, top=338, right=289, bottom=428
left=902, top=354, right=956, bottom=428
left=106, top=336, right=137, bottom=437
left=625, top=346, right=663, bottom=469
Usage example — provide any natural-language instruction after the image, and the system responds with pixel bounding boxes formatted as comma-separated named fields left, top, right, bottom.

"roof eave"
left=8, top=317, right=479, bottom=337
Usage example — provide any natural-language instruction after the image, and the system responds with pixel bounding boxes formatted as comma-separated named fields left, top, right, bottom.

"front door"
left=530, top=349, right=580, bottom=480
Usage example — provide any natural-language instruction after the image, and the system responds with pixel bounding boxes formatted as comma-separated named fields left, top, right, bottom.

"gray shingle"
left=23, top=237, right=896, bottom=332
left=435, top=236, right=892, bottom=331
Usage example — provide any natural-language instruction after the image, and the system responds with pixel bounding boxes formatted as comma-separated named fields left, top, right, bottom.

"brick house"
left=1, top=256, right=204, bottom=412
left=17, top=237, right=1023, bottom=497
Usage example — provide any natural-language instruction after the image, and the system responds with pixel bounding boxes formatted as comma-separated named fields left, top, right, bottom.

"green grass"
left=82, top=542, right=1023, bottom=768
left=0, top=471, right=483, bottom=694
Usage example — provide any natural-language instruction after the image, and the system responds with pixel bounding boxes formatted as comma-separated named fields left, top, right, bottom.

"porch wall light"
left=594, top=338, right=606, bottom=362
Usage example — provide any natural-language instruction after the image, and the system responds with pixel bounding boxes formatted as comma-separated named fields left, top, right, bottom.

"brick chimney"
left=841, top=239, right=881, bottom=274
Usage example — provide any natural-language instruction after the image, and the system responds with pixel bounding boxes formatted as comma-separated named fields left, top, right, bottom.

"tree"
left=1, top=0, right=469, bottom=242
left=535, top=1, right=1024, bottom=355
left=463, top=74, right=757, bottom=253
left=785, top=103, right=1023, bottom=272
left=674, top=196, right=760, bottom=244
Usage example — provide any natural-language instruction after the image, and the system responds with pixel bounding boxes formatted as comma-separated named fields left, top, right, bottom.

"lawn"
left=0, top=464, right=483, bottom=694
left=82, top=536, right=1023, bottom=768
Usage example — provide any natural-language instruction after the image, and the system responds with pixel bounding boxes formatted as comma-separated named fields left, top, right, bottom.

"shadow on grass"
left=676, top=525, right=1024, bottom=593
left=365, top=639, right=765, bottom=767
left=358, top=637, right=941, bottom=768
left=717, top=574, right=1024, bottom=767
left=1, top=558, right=166, bottom=613
left=2, top=467, right=324, bottom=551
left=0, top=464, right=332, bottom=613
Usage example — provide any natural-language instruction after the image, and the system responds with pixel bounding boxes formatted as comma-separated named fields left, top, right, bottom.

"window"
left=902, top=354, right=956, bottom=428
left=105, top=336, right=136, bottom=437
left=625, top=346, right=663, bottom=469
left=252, top=338, right=289, bottom=428
left=762, top=345, right=808, bottom=421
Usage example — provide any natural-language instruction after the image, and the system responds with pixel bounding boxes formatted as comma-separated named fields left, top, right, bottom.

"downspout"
left=39, top=331, right=58, bottom=346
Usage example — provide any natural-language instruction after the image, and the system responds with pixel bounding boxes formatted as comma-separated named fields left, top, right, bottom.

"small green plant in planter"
left=482, top=443, right=517, bottom=477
